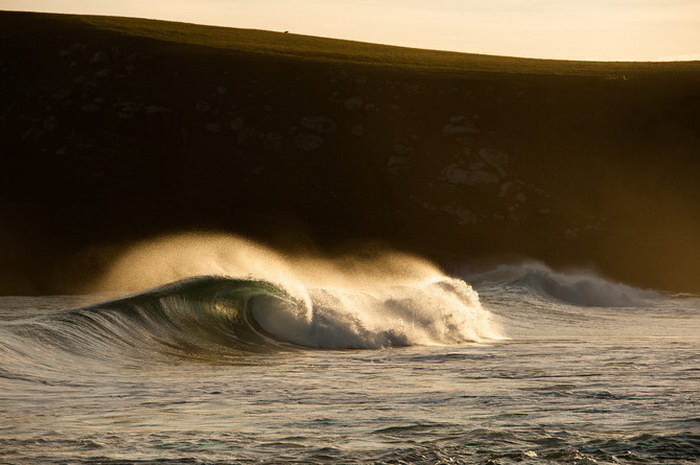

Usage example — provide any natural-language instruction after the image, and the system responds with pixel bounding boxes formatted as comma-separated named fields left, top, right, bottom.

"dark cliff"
left=1, top=11, right=699, bottom=293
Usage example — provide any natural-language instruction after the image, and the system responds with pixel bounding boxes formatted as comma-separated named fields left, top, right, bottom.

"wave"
left=466, top=261, right=661, bottom=307
left=0, top=274, right=501, bottom=362
left=0, top=233, right=503, bottom=364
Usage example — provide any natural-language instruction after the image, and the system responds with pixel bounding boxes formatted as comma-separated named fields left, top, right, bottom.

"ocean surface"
left=1, top=257, right=698, bottom=465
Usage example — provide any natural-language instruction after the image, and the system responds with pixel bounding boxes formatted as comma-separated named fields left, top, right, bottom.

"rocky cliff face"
left=1, top=12, right=699, bottom=293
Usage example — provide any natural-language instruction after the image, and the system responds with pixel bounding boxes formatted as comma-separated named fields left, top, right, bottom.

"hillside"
left=1, top=11, right=699, bottom=293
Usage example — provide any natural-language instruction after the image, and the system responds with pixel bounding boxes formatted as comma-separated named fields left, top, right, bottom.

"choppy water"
left=1, top=262, right=698, bottom=464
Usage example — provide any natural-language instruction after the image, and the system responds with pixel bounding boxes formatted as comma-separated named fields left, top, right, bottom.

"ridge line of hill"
left=3, top=10, right=700, bottom=77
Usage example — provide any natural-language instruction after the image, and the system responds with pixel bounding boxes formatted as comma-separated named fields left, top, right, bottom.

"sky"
left=2, top=0, right=699, bottom=61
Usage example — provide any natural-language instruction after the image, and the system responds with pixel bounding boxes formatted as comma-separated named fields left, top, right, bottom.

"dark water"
left=1, top=264, right=698, bottom=464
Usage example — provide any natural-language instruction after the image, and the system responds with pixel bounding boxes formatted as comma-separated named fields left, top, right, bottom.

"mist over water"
left=1, top=234, right=698, bottom=464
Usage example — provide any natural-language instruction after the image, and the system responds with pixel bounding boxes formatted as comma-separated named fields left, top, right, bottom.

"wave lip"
left=467, top=262, right=661, bottom=307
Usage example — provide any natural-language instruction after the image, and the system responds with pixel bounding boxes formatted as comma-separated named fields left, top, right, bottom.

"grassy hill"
left=1, top=11, right=699, bottom=293
left=75, top=14, right=700, bottom=76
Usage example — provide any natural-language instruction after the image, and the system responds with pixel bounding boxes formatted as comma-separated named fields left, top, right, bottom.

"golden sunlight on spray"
left=90, top=232, right=505, bottom=345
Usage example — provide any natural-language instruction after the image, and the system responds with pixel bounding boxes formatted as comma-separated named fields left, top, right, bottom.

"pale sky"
left=2, top=0, right=699, bottom=61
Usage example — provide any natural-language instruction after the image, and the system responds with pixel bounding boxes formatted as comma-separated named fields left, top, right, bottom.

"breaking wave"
left=0, top=234, right=501, bottom=361
left=0, top=276, right=498, bottom=358
left=466, top=261, right=661, bottom=307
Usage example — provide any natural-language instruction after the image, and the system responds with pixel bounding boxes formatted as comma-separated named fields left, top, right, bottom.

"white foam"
left=252, top=277, right=500, bottom=348
left=467, top=261, right=660, bottom=307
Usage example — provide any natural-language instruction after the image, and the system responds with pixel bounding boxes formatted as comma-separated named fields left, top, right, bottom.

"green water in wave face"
left=77, top=276, right=303, bottom=353
left=0, top=281, right=698, bottom=465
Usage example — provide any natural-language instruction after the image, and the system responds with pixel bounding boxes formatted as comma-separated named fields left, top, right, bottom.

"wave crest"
left=467, top=262, right=660, bottom=307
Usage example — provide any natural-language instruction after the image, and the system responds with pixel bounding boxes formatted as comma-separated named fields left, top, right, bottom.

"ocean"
left=1, top=237, right=698, bottom=465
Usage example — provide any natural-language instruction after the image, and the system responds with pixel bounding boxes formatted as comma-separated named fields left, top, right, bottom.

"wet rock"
left=442, top=122, right=479, bottom=136
left=295, top=133, right=324, bottom=152
left=478, top=148, right=509, bottom=176
left=205, top=123, right=221, bottom=133
left=392, top=144, right=412, bottom=155
left=442, top=124, right=469, bottom=136
left=81, top=103, right=100, bottom=114
left=443, top=164, right=499, bottom=186
left=441, top=205, right=480, bottom=224
left=264, top=132, right=283, bottom=150
left=345, top=96, right=364, bottom=111
left=109, top=46, right=121, bottom=60
left=114, top=102, right=139, bottom=119
left=117, top=111, right=136, bottom=120
left=387, top=156, right=411, bottom=174
left=355, top=75, right=368, bottom=85
left=350, top=124, right=364, bottom=136
left=300, top=116, right=335, bottom=133
left=94, top=68, right=111, bottom=80
left=238, top=127, right=265, bottom=145
left=229, top=117, right=244, bottom=131
left=52, top=89, right=70, bottom=101
left=82, top=81, right=97, bottom=93
left=90, top=51, right=109, bottom=66
left=42, top=116, right=58, bottom=131
left=499, top=181, right=514, bottom=198
left=146, top=105, right=171, bottom=115
left=414, top=199, right=438, bottom=211
left=21, top=128, right=44, bottom=140
left=466, top=170, right=499, bottom=186
left=466, top=158, right=487, bottom=171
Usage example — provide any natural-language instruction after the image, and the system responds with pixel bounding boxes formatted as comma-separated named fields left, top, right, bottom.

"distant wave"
left=466, top=262, right=660, bottom=307
left=0, top=275, right=500, bottom=362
